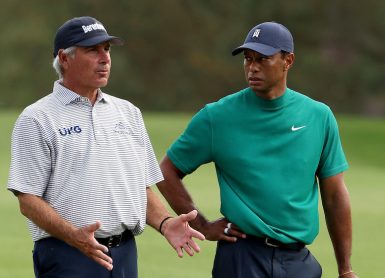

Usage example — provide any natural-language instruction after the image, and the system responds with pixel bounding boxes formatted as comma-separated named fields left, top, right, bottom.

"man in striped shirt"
left=7, top=16, right=204, bottom=278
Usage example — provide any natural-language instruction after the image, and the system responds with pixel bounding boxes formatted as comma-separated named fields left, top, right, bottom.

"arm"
left=146, top=187, right=205, bottom=257
left=319, top=173, right=358, bottom=278
left=157, top=155, right=245, bottom=242
left=16, top=192, right=113, bottom=270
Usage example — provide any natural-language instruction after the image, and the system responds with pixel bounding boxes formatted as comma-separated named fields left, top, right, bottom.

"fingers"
left=88, top=242, right=114, bottom=270
left=222, top=222, right=246, bottom=241
left=190, top=228, right=205, bottom=241
left=85, top=221, right=102, bottom=233
left=85, top=242, right=113, bottom=268
left=94, top=241, right=110, bottom=255
left=229, top=223, right=243, bottom=233
left=176, top=247, right=184, bottom=258
left=176, top=228, right=203, bottom=257
left=164, top=213, right=204, bottom=257
left=220, top=234, right=238, bottom=242
left=91, top=251, right=114, bottom=271
left=175, top=241, right=198, bottom=258
left=187, top=238, right=201, bottom=253
left=75, top=222, right=113, bottom=270
left=181, top=210, right=198, bottom=222
left=183, top=243, right=195, bottom=256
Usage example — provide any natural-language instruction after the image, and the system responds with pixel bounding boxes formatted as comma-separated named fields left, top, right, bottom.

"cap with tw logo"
left=232, top=22, right=294, bottom=56
left=53, top=16, right=124, bottom=57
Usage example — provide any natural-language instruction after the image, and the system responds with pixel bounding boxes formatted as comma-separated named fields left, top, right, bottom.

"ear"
left=58, top=49, right=70, bottom=70
left=284, top=53, right=295, bottom=71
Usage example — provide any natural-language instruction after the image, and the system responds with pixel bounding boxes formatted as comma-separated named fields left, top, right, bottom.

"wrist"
left=338, top=270, right=354, bottom=277
left=337, top=260, right=352, bottom=276
left=159, top=216, right=173, bottom=235
left=188, top=214, right=209, bottom=232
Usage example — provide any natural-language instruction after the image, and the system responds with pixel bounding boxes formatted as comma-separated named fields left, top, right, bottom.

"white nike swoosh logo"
left=291, top=125, right=306, bottom=131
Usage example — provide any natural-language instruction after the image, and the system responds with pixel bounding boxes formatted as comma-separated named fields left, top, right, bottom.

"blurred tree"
left=0, top=0, right=383, bottom=115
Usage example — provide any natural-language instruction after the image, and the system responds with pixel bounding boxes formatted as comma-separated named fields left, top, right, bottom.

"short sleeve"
left=7, top=115, right=52, bottom=196
left=137, top=109, right=164, bottom=186
left=317, top=109, right=349, bottom=179
left=167, top=106, right=213, bottom=174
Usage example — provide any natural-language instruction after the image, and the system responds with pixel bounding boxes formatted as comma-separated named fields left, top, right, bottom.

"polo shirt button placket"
left=92, top=107, right=100, bottom=144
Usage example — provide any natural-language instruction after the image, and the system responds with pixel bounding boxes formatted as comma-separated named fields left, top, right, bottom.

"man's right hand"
left=70, top=221, right=113, bottom=271
left=16, top=193, right=113, bottom=270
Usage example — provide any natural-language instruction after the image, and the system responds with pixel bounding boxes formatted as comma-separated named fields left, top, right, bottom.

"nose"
left=249, top=61, right=260, bottom=72
left=99, top=49, right=110, bottom=64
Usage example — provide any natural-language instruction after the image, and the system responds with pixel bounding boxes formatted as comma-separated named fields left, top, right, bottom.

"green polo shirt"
left=167, top=87, right=348, bottom=244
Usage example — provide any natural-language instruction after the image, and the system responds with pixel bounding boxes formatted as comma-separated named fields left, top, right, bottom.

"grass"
left=1, top=110, right=384, bottom=277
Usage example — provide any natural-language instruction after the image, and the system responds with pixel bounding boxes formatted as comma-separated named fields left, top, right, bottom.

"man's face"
left=243, top=49, right=293, bottom=98
left=61, top=42, right=111, bottom=94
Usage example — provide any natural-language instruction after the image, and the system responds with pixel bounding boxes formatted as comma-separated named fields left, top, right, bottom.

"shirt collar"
left=53, top=80, right=109, bottom=105
left=246, top=87, right=293, bottom=110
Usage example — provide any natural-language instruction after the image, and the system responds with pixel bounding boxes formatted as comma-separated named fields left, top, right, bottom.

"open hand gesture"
left=161, top=210, right=205, bottom=257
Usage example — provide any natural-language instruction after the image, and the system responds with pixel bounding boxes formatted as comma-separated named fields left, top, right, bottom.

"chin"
left=97, top=80, right=109, bottom=88
left=250, top=85, right=264, bottom=92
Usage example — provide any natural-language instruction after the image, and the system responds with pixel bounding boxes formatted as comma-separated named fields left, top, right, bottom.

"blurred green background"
left=1, top=0, right=384, bottom=277
left=0, top=0, right=384, bottom=114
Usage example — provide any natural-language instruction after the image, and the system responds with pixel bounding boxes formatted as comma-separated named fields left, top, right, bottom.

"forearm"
left=17, top=193, right=77, bottom=244
left=146, top=187, right=173, bottom=232
left=157, top=155, right=210, bottom=231
left=324, top=190, right=352, bottom=272
left=158, top=156, right=243, bottom=242
left=320, top=175, right=354, bottom=274
left=156, top=178, right=209, bottom=230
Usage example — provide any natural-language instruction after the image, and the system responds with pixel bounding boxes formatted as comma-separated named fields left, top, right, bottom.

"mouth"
left=96, top=69, right=109, bottom=77
left=97, top=68, right=109, bottom=73
left=248, top=76, right=263, bottom=85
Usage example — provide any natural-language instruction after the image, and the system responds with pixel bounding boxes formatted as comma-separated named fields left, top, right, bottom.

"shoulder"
left=102, top=94, right=149, bottom=132
left=19, top=93, right=58, bottom=121
left=210, top=88, right=248, bottom=106
left=104, top=93, right=142, bottom=117
left=104, top=93, right=139, bottom=110
left=187, top=89, right=247, bottom=124
left=204, top=88, right=249, bottom=114
left=289, top=88, right=332, bottom=115
left=289, top=89, right=338, bottom=133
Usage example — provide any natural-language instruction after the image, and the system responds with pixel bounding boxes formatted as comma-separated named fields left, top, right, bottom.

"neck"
left=253, top=83, right=287, bottom=100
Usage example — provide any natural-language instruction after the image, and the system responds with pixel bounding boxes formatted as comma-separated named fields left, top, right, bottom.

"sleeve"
left=7, top=115, right=52, bottom=196
left=316, top=108, right=349, bottom=179
left=167, top=106, right=213, bottom=174
left=137, top=109, right=164, bottom=186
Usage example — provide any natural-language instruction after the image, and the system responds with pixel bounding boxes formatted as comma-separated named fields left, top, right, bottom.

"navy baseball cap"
left=53, top=16, right=123, bottom=57
left=232, top=22, right=293, bottom=56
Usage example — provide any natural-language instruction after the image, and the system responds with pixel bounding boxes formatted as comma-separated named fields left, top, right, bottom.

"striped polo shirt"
left=7, top=81, right=163, bottom=241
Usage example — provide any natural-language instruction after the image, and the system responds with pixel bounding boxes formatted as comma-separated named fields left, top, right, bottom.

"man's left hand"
left=162, top=210, right=205, bottom=257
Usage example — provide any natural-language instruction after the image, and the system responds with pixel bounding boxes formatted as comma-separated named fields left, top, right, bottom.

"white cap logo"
left=252, top=29, right=261, bottom=38
left=82, top=22, right=106, bottom=34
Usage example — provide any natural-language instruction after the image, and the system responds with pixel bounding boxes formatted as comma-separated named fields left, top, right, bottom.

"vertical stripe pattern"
left=8, top=81, right=163, bottom=241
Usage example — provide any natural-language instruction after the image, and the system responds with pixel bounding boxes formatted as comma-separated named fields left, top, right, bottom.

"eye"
left=85, top=46, right=98, bottom=52
left=244, top=56, right=252, bottom=62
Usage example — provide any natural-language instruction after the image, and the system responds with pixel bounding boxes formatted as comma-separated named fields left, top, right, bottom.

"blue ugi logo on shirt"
left=59, top=125, right=82, bottom=136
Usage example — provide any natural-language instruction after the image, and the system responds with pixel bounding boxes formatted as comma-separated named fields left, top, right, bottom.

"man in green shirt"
left=157, top=22, right=357, bottom=278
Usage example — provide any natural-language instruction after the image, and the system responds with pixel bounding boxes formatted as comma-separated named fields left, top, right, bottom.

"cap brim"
left=232, top=42, right=280, bottom=56
left=76, top=35, right=124, bottom=47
